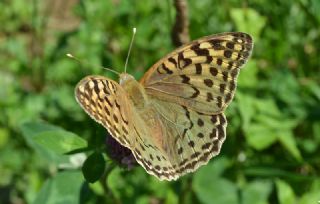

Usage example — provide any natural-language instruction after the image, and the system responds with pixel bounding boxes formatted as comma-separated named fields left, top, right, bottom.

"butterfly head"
left=119, top=73, right=135, bottom=85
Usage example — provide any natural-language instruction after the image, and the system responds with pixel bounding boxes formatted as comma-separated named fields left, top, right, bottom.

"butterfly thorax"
left=119, top=73, right=149, bottom=109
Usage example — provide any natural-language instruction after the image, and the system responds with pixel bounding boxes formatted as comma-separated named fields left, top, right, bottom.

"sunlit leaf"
left=193, top=157, right=237, bottom=204
left=242, top=180, right=272, bottom=204
left=276, top=179, right=296, bottom=204
left=33, top=171, right=84, bottom=204
left=33, top=130, right=87, bottom=155
left=20, top=121, right=69, bottom=163
left=245, top=124, right=277, bottom=150
left=230, top=8, right=267, bottom=40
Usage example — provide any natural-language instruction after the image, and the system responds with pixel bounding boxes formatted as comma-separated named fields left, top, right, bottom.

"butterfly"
left=75, top=32, right=253, bottom=181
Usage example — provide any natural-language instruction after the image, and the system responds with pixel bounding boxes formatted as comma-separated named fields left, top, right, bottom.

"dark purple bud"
left=105, top=134, right=137, bottom=169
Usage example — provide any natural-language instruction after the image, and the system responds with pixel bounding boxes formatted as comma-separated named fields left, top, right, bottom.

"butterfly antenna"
left=124, top=27, right=136, bottom=74
left=66, top=53, right=120, bottom=76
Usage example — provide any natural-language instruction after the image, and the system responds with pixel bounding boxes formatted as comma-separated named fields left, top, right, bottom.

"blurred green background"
left=1, top=0, right=320, bottom=203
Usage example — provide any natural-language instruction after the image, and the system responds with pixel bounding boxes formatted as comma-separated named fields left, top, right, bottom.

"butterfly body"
left=75, top=32, right=253, bottom=180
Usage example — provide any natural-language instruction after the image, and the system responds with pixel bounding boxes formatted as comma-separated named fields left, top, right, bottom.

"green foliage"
left=82, top=152, right=105, bottom=183
left=193, top=158, right=238, bottom=204
left=230, top=8, right=267, bottom=40
left=1, top=0, right=320, bottom=203
left=20, top=121, right=71, bottom=164
left=22, top=122, right=87, bottom=155
left=33, top=171, right=84, bottom=204
left=276, top=179, right=296, bottom=204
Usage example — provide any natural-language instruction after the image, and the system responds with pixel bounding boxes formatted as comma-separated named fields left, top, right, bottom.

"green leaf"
left=301, top=138, right=318, bottom=153
left=20, top=121, right=69, bottom=163
left=164, top=189, right=178, bottom=204
left=21, top=121, right=63, bottom=139
left=82, top=152, right=105, bottom=183
left=107, top=168, right=126, bottom=199
left=0, top=128, right=9, bottom=148
left=245, top=123, right=278, bottom=150
left=278, top=131, right=302, bottom=161
left=194, top=157, right=231, bottom=179
left=193, top=157, right=237, bottom=204
left=193, top=178, right=238, bottom=204
left=236, top=92, right=255, bottom=131
left=238, top=60, right=258, bottom=88
left=33, top=171, right=84, bottom=204
left=299, top=179, right=320, bottom=204
left=254, top=99, right=282, bottom=118
left=230, top=8, right=267, bottom=40
left=275, top=179, right=296, bottom=204
left=255, top=115, right=298, bottom=130
left=242, top=180, right=272, bottom=204
left=299, top=191, right=320, bottom=204
left=33, top=130, right=87, bottom=155
left=148, top=176, right=174, bottom=198
left=242, top=98, right=301, bottom=159
left=313, top=123, right=320, bottom=142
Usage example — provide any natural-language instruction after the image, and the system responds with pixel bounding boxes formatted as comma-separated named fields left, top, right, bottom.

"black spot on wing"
left=190, top=44, right=209, bottom=56
left=195, top=64, right=202, bottom=74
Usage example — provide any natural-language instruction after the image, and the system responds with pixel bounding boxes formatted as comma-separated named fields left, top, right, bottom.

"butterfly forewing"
left=140, top=32, right=253, bottom=114
left=75, top=76, right=133, bottom=147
